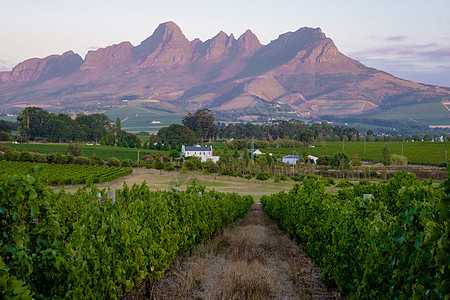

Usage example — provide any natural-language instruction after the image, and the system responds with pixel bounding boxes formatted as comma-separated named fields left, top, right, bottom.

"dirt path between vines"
left=126, top=203, right=342, bottom=300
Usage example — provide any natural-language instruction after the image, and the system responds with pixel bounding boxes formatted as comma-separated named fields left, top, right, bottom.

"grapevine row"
left=0, top=161, right=132, bottom=185
left=261, top=170, right=449, bottom=298
left=1, top=167, right=253, bottom=299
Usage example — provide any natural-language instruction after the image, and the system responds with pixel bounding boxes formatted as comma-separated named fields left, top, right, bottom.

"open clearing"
left=126, top=203, right=341, bottom=299
left=60, top=168, right=298, bottom=201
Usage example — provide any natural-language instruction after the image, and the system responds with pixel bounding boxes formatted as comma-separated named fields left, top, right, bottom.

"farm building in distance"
left=181, top=145, right=220, bottom=163
left=239, top=149, right=263, bottom=158
left=282, top=155, right=318, bottom=165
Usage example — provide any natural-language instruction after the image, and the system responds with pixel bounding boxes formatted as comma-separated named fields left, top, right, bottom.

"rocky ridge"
left=1, top=21, right=449, bottom=117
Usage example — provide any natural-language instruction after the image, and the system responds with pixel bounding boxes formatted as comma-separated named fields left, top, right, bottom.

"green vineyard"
left=0, top=168, right=253, bottom=298
left=0, top=161, right=133, bottom=185
left=261, top=171, right=449, bottom=298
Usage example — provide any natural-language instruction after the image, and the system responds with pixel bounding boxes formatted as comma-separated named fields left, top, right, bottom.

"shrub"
left=65, top=142, right=82, bottom=156
left=18, top=150, right=34, bottom=162
left=0, top=130, right=11, bottom=141
left=256, top=172, right=270, bottom=181
left=183, top=160, right=195, bottom=170
left=3, top=149, right=18, bottom=161
left=73, top=156, right=91, bottom=165
left=91, top=153, right=104, bottom=166
left=164, top=164, right=175, bottom=172
left=438, top=162, right=447, bottom=168
left=33, top=153, right=48, bottom=163
left=391, top=154, right=407, bottom=165
left=330, top=152, right=350, bottom=170
left=107, top=157, right=121, bottom=167
left=325, top=178, right=335, bottom=186
left=53, top=153, right=68, bottom=164
left=244, top=174, right=253, bottom=180
left=336, top=180, right=353, bottom=188
left=317, top=155, right=331, bottom=166
left=358, top=179, right=370, bottom=185
left=121, top=159, right=134, bottom=168
left=274, top=174, right=287, bottom=182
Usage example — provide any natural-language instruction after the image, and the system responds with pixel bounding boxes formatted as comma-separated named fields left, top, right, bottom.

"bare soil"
left=125, top=203, right=341, bottom=300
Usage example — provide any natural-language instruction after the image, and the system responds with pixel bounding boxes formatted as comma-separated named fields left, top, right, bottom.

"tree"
left=157, top=124, right=197, bottom=145
left=382, top=144, right=391, bottom=166
left=297, top=129, right=314, bottom=145
left=423, top=134, right=431, bottom=141
left=317, top=155, right=331, bottom=166
left=332, top=134, right=340, bottom=142
left=330, top=152, right=350, bottom=170
left=414, top=134, right=421, bottom=142
left=75, top=113, right=110, bottom=142
left=65, top=142, right=82, bottom=156
left=168, top=150, right=180, bottom=160
left=152, top=157, right=165, bottom=174
left=17, top=107, right=49, bottom=140
left=182, top=109, right=219, bottom=142
left=107, top=157, right=121, bottom=167
left=203, top=160, right=219, bottom=174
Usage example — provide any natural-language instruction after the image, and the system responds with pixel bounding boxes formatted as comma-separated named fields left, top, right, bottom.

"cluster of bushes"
left=0, top=145, right=135, bottom=168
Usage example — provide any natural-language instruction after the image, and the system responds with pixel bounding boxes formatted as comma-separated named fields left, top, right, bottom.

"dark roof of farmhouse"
left=183, top=145, right=212, bottom=151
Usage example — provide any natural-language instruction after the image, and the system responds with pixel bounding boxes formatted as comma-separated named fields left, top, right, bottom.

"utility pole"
left=251, top=137, right=255, bottom=163
left=402, top=144, right=404, bottom=156
left=137, top=150, right=140, bottom=166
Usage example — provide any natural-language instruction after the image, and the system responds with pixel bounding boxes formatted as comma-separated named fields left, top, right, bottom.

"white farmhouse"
left=181, top=145, right=220, bottom=163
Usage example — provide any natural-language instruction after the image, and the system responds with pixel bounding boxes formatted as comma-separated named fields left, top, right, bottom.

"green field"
left=262, top=141, right=450, bottom=165
left=370, top=99, right=449, bottom=126
left=6, top=143, right=167, bottom=161
left=0, top=116, right=17, bottom=122
left=5, top=141, right=449, bottom=165
left=104, top=106, right=182, bottom=131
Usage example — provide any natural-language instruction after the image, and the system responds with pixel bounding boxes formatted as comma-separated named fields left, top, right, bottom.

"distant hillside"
left=1, top=21, right=449, bottom=126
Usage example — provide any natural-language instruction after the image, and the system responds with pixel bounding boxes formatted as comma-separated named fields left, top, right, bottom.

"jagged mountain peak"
left=1, top=21, right=449, bottom=119
left=237, top=29, right=262, bottom=56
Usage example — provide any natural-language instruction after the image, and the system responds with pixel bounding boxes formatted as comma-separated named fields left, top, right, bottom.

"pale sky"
left=1, top=0, right=449, bottom=87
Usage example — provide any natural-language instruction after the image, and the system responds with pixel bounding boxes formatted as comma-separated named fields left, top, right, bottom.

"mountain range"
left=1, top=21, right=449, bottom=123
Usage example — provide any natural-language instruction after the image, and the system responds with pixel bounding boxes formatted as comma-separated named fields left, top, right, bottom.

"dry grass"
left=126, top=203, right=342, bottom=300
left=218, top=260, right=279, bottom=299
